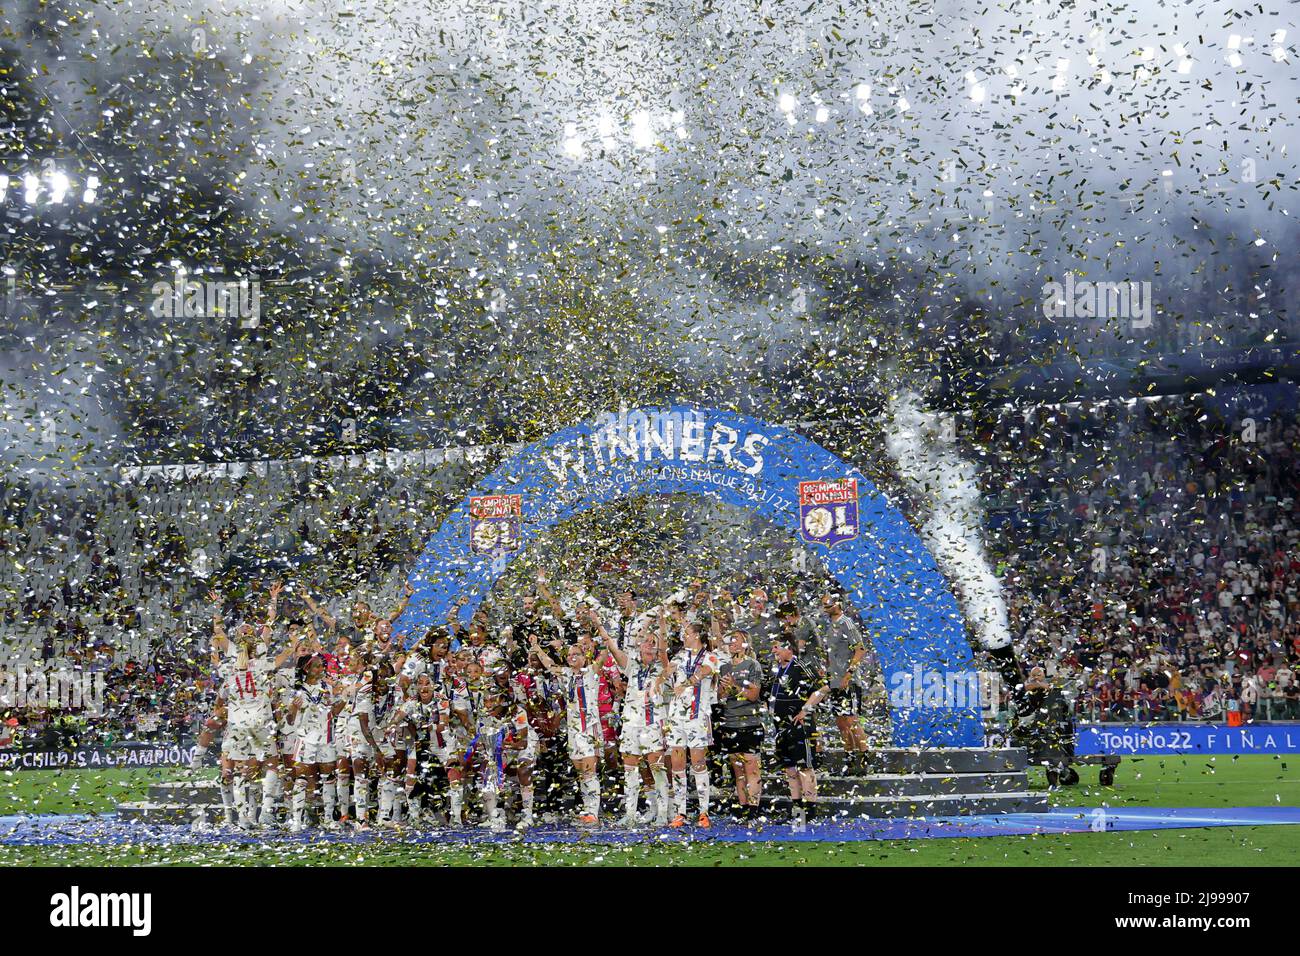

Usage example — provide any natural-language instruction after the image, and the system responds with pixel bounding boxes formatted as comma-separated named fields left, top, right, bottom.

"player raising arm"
left=600, top=623, right=671, bottom=828
left=338, top=655, right=391, bottom=829
left=530, top=622, right=605, bottom=826
left=212, top=588, right=299, bottom=829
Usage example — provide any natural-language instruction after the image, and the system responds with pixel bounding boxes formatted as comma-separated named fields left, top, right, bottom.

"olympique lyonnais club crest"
left=469, top=494, right=522, bottom=556
left=798, top=479, right=859, bottom=548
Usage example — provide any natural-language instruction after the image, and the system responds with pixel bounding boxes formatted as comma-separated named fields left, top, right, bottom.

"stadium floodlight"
left=48, top=170, right=70, bottom=204
left=83, top=175, right=99, bottom=204
left=562, top=122, right=584, bottom=159
left=670, top=110, right=687, bottom=139
left=778, top=92, right=798, bottom=127
left=23, top=172, right=39, bottom=204
left=629, top=110, right=655, bottom=149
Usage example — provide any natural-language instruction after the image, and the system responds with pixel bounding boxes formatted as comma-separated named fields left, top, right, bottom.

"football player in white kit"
left=398, top=626, right=451, bottom=698
left=529, top=619, right=605, bottom=826
left=504, top=673, right=540, bottom=829
left=441, top=654, right=480, bottom=826
left=212, top=583, right=297, bottom=829
left=398, top=671, right=442, bottom=824
left=286, top=652, right=347, bottom=832
left=342, top=658, right=401, bottom=828
left=664, top=619, right=720, bottom=828
left=599, top=624, right=671, bottom=828
left=270, top=647, right=302, bottom=825
left=368, top=618, right=404, bottom=668
left=392, top=629, right=454, bottom=822
left=187, top=665, right=227, bottom=779
left=474, top=689, right=537, bottom=831
left=218, top=628, right=281, bottom=829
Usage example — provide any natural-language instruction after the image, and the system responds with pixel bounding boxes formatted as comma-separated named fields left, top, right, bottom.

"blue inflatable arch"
left=395, top=405, right=983, bottom=747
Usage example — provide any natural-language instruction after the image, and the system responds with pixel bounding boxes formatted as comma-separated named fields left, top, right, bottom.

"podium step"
left=819, top=748, right=1028, bottom=775
left=117, top=802, right=222, bottom=824
left=763, top=791, right=1050, bottom=818
left=812, top=770, right=1029, bottom=798
left=116, top=749, right=1048, bottom=823
left=148, top=780, right=223, bottom=805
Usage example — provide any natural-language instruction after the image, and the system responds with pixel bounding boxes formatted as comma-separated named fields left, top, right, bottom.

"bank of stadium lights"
left=778, top=91, right=830, bottom=125
left=782, top=83, right=935, bottom=124
left=629, top=110, right=655, bottom=149
left=793, top=80, right=979, bottom=124
left=0, top=167, right=100, bottom=206
left=48, top=171, right=69, bottom=204
left=561, top=108, right=685, bottom=160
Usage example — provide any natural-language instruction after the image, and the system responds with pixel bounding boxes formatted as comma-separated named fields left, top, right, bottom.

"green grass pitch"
left=2, top=754, right=1297, bottom=866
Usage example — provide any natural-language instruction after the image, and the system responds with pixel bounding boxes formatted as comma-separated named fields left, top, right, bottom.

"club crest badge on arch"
left=469, top=494, right=522, bottom=557
left=798, top=479, right=859, bottom=548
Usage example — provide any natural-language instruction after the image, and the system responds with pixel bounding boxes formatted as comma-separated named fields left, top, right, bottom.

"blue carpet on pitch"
left=3, top=807, right=1300, bottom=847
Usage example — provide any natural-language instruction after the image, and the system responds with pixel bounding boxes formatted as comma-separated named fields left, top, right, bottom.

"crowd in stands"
left=983, top=392, right=1300, bottom=723
left=3, top=390, right=1300, bottom=753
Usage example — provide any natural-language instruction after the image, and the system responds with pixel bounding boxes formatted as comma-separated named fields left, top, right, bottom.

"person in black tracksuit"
left=766, top=635, right=830, bottom=823
left=1012, top=666, right=1078, bottom=786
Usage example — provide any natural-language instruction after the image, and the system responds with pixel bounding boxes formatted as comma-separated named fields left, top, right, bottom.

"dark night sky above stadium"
left=0, top=0, right=1297, bottom=466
